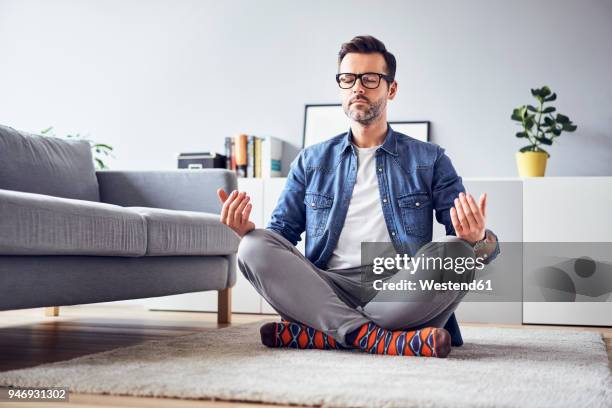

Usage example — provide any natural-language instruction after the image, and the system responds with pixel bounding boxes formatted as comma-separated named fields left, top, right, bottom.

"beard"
left=343, top=96, right=385, bottom=126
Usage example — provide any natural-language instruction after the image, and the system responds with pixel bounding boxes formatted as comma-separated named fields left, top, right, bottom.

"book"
left=254, top=137, right=262, bottom=178
left=261, top=136, right=283, bottom=178
left=230, top=138, right=236, bottom=171
left=246, top=135, right=255, bottom=178
left=234, top=134, right=248, bottom=178
left=224, top=137, right=232, bottom=170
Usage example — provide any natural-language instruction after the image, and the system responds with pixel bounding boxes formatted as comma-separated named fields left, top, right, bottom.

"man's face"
left=338, top=52, right=397, bottom=126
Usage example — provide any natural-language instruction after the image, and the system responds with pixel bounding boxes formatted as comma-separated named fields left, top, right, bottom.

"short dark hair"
left=338, top=35, right=396, bottom=82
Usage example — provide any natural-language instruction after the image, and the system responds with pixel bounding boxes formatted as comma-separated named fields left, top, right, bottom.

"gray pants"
left=237, top=229, right=476, bottom=347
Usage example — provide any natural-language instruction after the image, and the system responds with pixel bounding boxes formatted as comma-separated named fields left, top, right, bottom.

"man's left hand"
left=450, top=192, right=487, bottom=245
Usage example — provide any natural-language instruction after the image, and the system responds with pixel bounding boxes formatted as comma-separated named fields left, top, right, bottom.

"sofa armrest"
left=96, top=169, right=237, bottom=213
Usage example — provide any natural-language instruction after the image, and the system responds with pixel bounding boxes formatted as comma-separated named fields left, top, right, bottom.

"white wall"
left=1, top=0, right=610, bottom=177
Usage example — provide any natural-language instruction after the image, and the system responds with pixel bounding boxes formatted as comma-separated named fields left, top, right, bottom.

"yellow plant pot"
left=515, top=151, right=548, bottom=177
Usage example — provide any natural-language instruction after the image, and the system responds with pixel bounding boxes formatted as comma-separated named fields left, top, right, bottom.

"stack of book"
left=225, top=134, right=283, bottom=178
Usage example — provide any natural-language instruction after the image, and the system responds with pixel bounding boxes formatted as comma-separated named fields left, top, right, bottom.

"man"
left=217, top=35, right=500, bottom=358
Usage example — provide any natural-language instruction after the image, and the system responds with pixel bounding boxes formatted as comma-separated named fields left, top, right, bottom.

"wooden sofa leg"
left=217, top=288, right=232, bottom=324
left=45, top=306, right=60, bottom=317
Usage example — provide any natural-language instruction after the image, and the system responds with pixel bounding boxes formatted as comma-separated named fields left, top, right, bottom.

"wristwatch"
left=472, top=232, right=488, bottom=252
left=472, top=229, right=497, bottom=259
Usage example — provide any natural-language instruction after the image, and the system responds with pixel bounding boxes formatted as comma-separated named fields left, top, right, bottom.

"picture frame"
left=302, top=103, right=431, bottom=147
left=388, top=121, right=430, bottom=143
left=302, top=104, right=348, bottom=148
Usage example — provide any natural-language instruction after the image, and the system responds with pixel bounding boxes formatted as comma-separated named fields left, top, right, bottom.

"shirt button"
left=415, top=202, right=420, bottom=207
left=383, top=198, right=387, bottom=203
left=378, top=168, right=383, bottom=172
left=311, top=202, right=316, bottom=207
left=391, top=231, right=396, bottom=236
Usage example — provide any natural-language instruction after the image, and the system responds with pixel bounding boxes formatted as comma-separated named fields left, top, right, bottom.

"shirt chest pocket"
left=397, top=192, right=432, bottom=237
left=304, top=192, right=333, bottom=237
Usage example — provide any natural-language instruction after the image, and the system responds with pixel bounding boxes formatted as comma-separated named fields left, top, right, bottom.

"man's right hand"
left=217, top=188, right=255, bottom=237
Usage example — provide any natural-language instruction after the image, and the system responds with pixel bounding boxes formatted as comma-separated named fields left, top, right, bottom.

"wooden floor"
left=0, top=305, right=610, bottom=408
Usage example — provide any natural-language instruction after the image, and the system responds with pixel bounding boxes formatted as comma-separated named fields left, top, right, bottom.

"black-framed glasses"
left=335, top=72, right=392, bottom=89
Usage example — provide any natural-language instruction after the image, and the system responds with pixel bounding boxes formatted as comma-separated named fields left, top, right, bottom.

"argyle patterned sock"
left=260, top=321, right=347, bottom=350
left=347, top=323, right=451, bottom=358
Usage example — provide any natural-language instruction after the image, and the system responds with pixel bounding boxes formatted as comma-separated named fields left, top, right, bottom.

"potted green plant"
left=511, top=86, right=577, bottom=177
left=41, top=127, right=114, bottom=169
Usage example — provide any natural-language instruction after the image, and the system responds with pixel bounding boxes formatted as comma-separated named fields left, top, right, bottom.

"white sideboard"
left=145, top=177, right=612, bottom=326
left=522, top=177, right=612, bottom=326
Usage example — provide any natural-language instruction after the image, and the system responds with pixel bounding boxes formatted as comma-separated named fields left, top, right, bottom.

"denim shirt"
left=266, top=124, right=500, bottom=270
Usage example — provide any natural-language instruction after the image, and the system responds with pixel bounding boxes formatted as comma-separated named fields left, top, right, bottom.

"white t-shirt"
left=326, top=144, right=392, bottom=270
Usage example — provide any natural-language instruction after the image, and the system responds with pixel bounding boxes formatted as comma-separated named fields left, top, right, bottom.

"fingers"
left=220, top=190, right=236, bottom=224
left=459, top=192, right=480, bottom=229
left=454, top=196, right=472, bottom=231
left=465, top=193, right=484, bottom=229
left=479, top=193, right=487, bottom=219
left=218, top=189, right=253, bottom=236
left=450, top=207, right=464, bottom=236
left=228, top=191, right=247, bottom=225
left=217, top=188, right=228, bottom=204
left=233, top=193, right=250, bottom=225
left=242, top=202, right=253, bottom=222
left=221, top=190, right=249, bottom=226
left=453, top=192, right=489, bottom=242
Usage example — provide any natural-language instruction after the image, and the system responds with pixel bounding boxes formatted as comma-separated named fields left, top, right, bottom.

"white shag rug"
left=0, top=322, right=610, bottom=408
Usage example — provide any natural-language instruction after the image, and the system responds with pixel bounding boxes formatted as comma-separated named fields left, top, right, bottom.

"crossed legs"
left=237, top=229, right=475, bottom=356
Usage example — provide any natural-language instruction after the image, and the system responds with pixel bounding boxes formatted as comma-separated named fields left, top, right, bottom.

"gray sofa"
left=0, top=124, right=240, bottom=322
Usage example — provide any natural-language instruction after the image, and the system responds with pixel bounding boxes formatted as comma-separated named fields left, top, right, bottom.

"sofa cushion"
left=127, top=207, right=240, bottom=256
left=0, top=189, right=146, bottom=256
left=0, top=124, right=100, bottom=201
